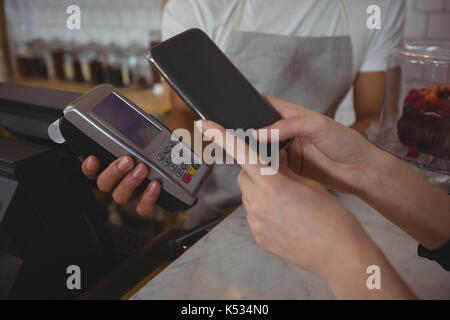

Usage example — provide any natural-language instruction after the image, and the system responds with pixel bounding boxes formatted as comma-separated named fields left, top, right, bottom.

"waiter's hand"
left=258, top=95, right=384, bottom=195
left=81, top=156, right=161, bottom=215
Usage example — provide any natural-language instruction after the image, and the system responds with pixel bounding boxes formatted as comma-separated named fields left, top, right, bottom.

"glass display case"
left=368, top=41, right=450, bottom=191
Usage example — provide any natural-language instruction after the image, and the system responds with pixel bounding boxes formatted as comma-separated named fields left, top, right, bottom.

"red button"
left=182, top=173, right=192, bottom=183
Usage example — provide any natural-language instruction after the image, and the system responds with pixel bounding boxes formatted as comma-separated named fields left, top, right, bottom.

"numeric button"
left=163, top=157, right=171, bottom=166
left=176, top=168, right=184, bottom=177
left=156, top=152, right=165, bottom=161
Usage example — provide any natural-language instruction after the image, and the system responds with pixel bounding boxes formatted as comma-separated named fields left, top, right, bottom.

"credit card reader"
left=48, top=84, right=208, bottom=212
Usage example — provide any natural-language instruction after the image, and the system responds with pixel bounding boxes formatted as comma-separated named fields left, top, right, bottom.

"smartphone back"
left=150, top=29, right=283, bottom=134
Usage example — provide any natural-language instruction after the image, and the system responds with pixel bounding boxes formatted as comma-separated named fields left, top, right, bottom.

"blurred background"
left=0, top=0, right=170, bottom=117
left=1, top=0, right=450, bottom=124
left=336, top=0, right=450, bottom=126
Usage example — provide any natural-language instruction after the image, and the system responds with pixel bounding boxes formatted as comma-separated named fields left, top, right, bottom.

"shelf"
left=8, top=76, right=172, bottom=115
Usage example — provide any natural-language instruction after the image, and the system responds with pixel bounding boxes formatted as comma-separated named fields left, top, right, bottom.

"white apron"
left=185, top=0, right=353, bottom=227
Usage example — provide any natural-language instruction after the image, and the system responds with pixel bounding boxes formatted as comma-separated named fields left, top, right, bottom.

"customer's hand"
left=258, top=95, right=384, bottom=195
left=261, top=95, right=450, bottom=252
left=195, top=119, right=369, bottom=276
left=81, top=156, right=161, bottom=215
left=195, top=119, right=416, bottom=299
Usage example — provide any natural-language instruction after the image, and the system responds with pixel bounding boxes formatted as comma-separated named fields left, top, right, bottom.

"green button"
left=192, top=163, right=200, bottom=169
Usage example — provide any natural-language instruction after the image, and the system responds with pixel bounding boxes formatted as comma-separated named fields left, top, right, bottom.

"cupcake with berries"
left=397, top=85, right=450, bottom=160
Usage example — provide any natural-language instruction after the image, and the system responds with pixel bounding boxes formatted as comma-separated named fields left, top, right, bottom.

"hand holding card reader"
left=48, top=84, right=208, bottom=212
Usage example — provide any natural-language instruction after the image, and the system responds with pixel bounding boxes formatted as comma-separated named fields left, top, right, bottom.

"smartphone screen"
left=150, top=29, right=285, bottom=145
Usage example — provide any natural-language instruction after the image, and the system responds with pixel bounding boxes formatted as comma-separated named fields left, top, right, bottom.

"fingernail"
left=148, top=181, right=160, bottom=195
left=133, top=164, right=146, bottom=178
left=118, top=157, right=132, bottom=171
left=86, top=156, right=96, bottom=170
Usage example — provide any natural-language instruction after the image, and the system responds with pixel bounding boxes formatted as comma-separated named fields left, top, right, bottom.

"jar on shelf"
left=42, top=41, right=56, bottom=81
left=61, top=42, right=83, bottom=82
left=72, top=48, right=84, bottom=82
left=15, top=41, right=33, bottom=78
left=106, top=44, right=124, bottom=87
left=50, top=40, right=65, bottom=80
left=119, top=45, right=139, bottom=88
left=83, top=43, right=106, bottom=85
left=369, top=41, right=450, bottom=190
left=148, top=29, right=162, bottom=86
left=78, top=44, right=93, bottom=84
left=30, top=39, right=50, bottom=79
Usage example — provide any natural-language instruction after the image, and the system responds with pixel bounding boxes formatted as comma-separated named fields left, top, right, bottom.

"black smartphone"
left=149, top=28, right=288, bottom=151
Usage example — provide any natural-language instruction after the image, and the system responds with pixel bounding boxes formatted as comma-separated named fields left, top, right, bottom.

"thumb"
left=262, top=94, right=309, bottom=118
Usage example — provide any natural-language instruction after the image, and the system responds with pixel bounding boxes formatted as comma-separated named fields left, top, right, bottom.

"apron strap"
left=339, top=0, right=350, bottom=36
left=233, top=0, right=246, bottom=31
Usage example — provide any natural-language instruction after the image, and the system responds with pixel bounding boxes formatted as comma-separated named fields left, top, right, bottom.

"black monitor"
left=0, top=82, right=81, bottom=141
left=0, top=86, right=115, bottom=298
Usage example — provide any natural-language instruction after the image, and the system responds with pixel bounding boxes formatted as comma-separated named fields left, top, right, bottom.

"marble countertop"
left=132, top=194, right=450, bottom=300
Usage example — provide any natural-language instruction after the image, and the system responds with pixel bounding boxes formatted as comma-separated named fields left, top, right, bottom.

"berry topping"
left=404, top=89, right=421, bottom=105
left=412, top=99, right=426, bottom=110
left=442, top=106, right=450, bottom=118
left=406, top=147, right=420, bottom=158
left=425, top=91, right=438, bottom=103
left=432, top=85, right=442, bottom=93
left=437, top=99, right=449, bottom=109
left=419, top=87, right=432, bottom=96
left=405, top=85, right=450, bottom=116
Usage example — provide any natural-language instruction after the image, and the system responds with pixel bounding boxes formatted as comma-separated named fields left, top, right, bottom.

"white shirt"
left=162, top=0, right=405, bottom=75
left=161, top=0, right=405, bottom=124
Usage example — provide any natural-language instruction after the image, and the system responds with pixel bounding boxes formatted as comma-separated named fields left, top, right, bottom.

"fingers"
left=97, top=156, right=134, bottom=192
left=111, top=163, right=148, bottom=204
left=82, top=156, right=100, bottom=179
left=287, top=138, right=303, bottom=175
left=254, top=114, right=327, bottom=143
left=279, top=149, right=289, bottom=168
left=237, top=169, right=253, bottom=190
left=85, top=155, right=161, bottom=215
left=136, top=181, right=161, bottom=216
left=195, top=119, right=269, bottom=180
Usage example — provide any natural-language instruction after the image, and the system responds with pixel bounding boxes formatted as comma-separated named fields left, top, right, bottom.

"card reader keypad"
left=156, top=140, right=200, bottom=184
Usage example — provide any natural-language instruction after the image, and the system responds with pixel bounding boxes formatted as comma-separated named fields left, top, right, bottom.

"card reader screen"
left=92, top=93, right=161, bottom=148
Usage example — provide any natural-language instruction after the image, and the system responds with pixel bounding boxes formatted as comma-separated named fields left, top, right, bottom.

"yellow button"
left=187, top=166, right=196, bottom=176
